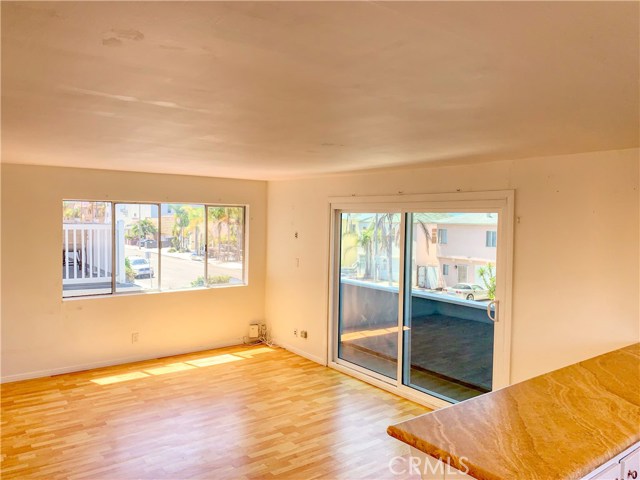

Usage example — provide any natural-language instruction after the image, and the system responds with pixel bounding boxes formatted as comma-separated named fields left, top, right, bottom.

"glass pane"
left=338, top=213, right=400, bottom=380
left=115, top=204, right=159, bottom=293
left=62, top=201, right=113, bottom=297
left=206, top=206, right=245, bottom=286
left=160, top=204, right=205, bottom=290
left=403, top=212, right=497, bottom=402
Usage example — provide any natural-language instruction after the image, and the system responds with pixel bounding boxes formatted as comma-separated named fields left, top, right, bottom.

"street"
left=123, top=246, right=243, bottom=291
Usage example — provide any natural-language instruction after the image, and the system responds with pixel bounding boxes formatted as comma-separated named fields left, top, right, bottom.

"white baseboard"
left=1, top=339, right=243, bottom=384
left=274, top=340, right=327, bottom=366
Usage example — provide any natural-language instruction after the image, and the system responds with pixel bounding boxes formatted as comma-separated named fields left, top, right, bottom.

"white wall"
left=2, top=150, right=639, bottom=384
left=265, top=148, right=640, bottom=382
left=1, top=164, right=267, bottom=382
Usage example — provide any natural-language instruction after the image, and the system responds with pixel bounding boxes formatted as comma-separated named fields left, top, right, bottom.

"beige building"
left=413, top=213, right=498, bottom=289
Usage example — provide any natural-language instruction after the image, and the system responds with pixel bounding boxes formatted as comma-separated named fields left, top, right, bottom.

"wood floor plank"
left=2, top=345, right=429, bottom=479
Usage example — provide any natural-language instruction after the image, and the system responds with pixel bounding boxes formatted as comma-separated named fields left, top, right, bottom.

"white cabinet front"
left=620, top=448, right=640, bottom=480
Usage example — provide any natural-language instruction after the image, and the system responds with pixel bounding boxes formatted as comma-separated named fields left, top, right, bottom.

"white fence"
left=63, top=224, right=112, bottom=285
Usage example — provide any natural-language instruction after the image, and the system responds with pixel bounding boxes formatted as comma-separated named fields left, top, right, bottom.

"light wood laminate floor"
left=1, top=345, right=429, bottom=479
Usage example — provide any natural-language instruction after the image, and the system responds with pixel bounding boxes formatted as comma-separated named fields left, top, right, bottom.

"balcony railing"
left=63, top=224, right=112, bottom=285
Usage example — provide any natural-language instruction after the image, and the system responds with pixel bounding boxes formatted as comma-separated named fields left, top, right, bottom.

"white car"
left=128, top=256, right=154, bottom=278
left=445, top=283, right=490, bottom=301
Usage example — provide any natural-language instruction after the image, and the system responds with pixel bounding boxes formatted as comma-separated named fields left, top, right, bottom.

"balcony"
left=339, top=278, right=493, bottom=401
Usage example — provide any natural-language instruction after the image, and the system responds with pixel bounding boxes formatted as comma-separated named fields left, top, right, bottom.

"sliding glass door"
left=402, top=212, right=497, bottom=402
left=331, top=195, right=512, bottom=405
left=337, top=213, right=401, bottom=380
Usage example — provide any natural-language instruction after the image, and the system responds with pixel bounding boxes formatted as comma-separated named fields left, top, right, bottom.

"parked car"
left=445, top=283, right=490, bottom=301
left=138, top=239, right=157, bottom=248
left=128, top=256, right=154, bottom=278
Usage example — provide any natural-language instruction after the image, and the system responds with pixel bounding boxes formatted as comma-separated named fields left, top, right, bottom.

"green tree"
left=227, top=207, right=244, bottom=261
left=184, top=206, right=205, bottom=254
left=343, top=222, right=376, bottom=279
left=478, top=262, right=496, bottom=300
left=62, top=203, right=81, bottom=222
left=124, top=257, right=136, bottom=282
left=170, top=205, right=190, bottom=251
left=208, top=207, right=228, bottom=258
left=191, top=275, right=231, bottom=287
left=131, top=218, right=157, bottom=241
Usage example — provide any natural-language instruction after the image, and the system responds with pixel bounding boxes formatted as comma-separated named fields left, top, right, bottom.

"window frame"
left=62, top=199, right=249, bottom=299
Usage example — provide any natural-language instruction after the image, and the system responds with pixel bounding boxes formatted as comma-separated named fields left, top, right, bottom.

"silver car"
left=445, top=283, right=490, bottom=301
left=128, top=256, right=154, bottom=278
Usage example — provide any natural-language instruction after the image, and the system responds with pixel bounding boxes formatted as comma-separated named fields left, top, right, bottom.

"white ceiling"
left=2, top=1, right=638, bottom=180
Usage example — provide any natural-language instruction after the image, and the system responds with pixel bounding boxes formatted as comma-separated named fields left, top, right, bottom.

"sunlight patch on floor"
left=341, top=326, right=409, bottom=342
left=91, top=372, right=150, bottom=385
left=90, top=347, right=277, bottom=385
left=144, top=362, right=197, bottom=375
left=234, top=347, right=275, bottom=357
left=186, top=354, right=243, bottom=367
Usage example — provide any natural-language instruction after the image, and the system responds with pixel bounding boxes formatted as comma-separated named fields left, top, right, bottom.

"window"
left=115, top=203, right=159, bottom=294
left=62, top=201, right=247, bottom=298
left=486, top=230, right=497, bottom=247
left=207, top=206, right=245, bottom=286
left=162, top=204, right=205, bottom=291
left=437, top=228, right=448, bottom=244
left=431, top=228, right=437, bottom=244
left=442, top=264, right=449, bottom=275
left=63, top=201, right=113, bottom=298
left=457, top=264, right=468, bottom=283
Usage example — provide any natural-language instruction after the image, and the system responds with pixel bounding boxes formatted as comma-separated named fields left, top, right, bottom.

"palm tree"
left=208, top=207, right=228, bottom=258
left=184, top=206, right=205, bottom=254
left=227, top=207, right=244, bottom=260
left=170, top=206, right=190, bottom=250
left=350, top=222, right=375, bottom=279
left=415, top=220, right=433, bottom=256
left=375, top=214, right=399, bottom=286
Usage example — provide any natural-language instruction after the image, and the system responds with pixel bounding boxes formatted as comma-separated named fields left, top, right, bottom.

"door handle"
left=487, top=300, right=499, bottom=323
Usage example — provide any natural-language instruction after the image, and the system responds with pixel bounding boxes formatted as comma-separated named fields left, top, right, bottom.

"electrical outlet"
left=131, top=332, right=139, bottom=343
left=300, top=330, right=308, bottom=339
left=293, top=329, right=298, bottom=337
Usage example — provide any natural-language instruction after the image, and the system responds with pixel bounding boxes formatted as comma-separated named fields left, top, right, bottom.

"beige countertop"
left=388, top=343, right=640, bottom=479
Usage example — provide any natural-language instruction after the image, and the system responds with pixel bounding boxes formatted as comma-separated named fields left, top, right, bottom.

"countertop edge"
left=386, top=425, right=499, bottom=480
left=388, top=424, right=640, bottom=480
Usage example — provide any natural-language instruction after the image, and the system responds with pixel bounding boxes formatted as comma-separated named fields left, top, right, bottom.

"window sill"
left=62, top=282, right=248, bottom=301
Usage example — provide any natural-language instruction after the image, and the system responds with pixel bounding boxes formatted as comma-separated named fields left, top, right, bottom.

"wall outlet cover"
left=249, top=324, right=259, bottom=338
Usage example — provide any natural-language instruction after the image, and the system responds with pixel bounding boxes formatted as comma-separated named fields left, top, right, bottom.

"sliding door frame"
left=327, top=191, right=515, bottom=409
